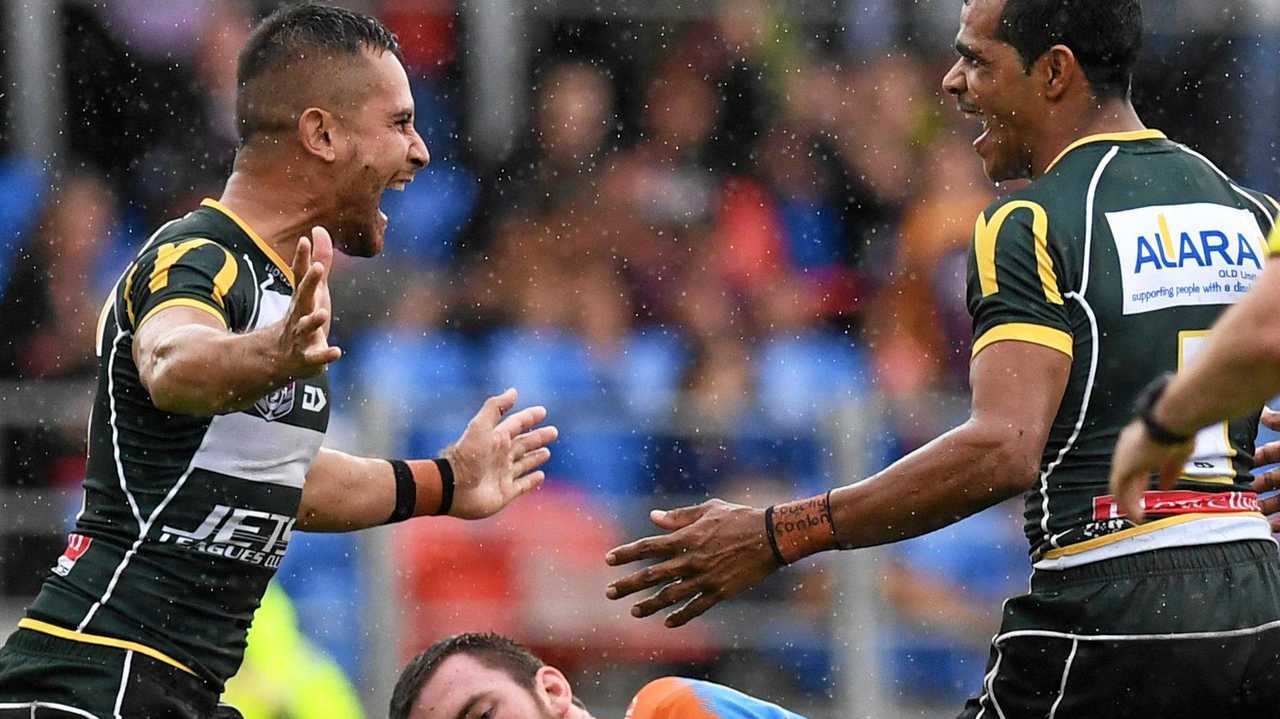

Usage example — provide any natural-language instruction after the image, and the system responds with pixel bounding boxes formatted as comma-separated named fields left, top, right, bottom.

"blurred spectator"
left=0, top=172, right=117, bottom=382
left=466, top=62, right=617, bottom=258
left=882, top=501, right=1026, bottom=701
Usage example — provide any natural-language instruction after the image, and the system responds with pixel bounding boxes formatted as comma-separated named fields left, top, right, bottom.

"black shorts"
left=958, top=540, right=1280, bottom=719
left=0, top=628, right=241, bottom=719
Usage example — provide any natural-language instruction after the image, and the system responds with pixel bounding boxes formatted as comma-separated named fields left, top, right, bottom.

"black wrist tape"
left=386, top=459, right=416, bottom=524
left=433, top=457, right=454, bottom=516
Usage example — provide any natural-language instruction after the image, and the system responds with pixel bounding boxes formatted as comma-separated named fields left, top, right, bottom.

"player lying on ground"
left=0, top=5, right=555, bottom=718
left=389, top=632, right=806, bottom=719
left=1110, top=221, right=1280, bottom=523
left=608, top=1, right=1280, bottom=717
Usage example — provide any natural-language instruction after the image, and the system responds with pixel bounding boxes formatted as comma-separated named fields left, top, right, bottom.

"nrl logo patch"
left=254, top=382, right=295, bottom=421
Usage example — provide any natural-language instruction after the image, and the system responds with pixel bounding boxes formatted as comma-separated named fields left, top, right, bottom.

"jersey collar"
left=200, top=198, right=295, bottom=287
left=1044, top=129, right=1168, bottom=174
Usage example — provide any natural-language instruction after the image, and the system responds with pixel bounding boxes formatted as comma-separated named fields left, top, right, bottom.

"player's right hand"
left=1251, top=407, right=1280, bottom=532
left=275, top=226, right=342, bottom=378
left=1108, top=419, right=1194, bottom=524
left=443, top=388, right=557, bottom=519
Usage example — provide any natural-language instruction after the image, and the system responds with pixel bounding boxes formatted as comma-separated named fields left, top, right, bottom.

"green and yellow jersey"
left=20, top=199, right=330, bottom=690
left=966, top=130, right=1278, bottom=568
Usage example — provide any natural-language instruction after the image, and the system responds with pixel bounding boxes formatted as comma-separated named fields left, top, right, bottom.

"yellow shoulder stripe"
left=975, top=200, right=1063, bottom=304
left=136, top=298, right=228, bottom=333
left=18, top=617, right=197, bottom=676
left=150, top=239, right=211, bottom=293
left=1268, top=222, right=1280, bottom=258
left=200, top=198, right=294, bottom=287
left=149, top=239, right=238, bottom=306
left=123, top=263, right=141, bottom=327
left=972, top=323, right=1073, bottom=359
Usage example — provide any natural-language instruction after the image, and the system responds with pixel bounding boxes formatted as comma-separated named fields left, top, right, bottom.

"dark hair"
left=389, top=633, right=545, bottom=719
left=996, top=0, right=1143, bottom=99
left=235, top=2, right=402, bottom=142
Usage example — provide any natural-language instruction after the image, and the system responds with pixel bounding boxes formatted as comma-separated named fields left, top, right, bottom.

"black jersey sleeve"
left=124, top=238, right=240, bottom=332
left=966, top=199, right=1073, bottom=359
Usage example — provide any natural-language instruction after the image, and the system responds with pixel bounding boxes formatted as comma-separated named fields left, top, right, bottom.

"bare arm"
left=606, top=340, right=1070, bottom=625
left=297, top=390, right=557, bottom=532
left=297, top=449, right=400, bottom=531
left=133, top=229, right=340, bottom=415
left=820, top=340, right=1068, bottom=551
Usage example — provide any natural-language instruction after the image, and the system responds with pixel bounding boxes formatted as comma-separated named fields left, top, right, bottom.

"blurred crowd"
left=1, top=0, right=1277, bottom=713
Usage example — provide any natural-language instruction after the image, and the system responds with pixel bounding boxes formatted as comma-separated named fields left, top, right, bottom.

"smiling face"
left=406, top=654, right=565, bottom=719
left=941, top=0, right=1044, bottom=183
left=328, top=48, right=430, bottom=257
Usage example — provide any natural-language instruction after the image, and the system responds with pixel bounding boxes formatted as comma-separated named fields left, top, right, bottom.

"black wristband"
left=433, top=457, right=454, bottom=516
left=764, top=505, right=788, bottom=566
left=824, top=489, right=844, bottom=550
left=386, top=459, right=416, bottom=524
left=1135, top=373, right=1193, bottom=445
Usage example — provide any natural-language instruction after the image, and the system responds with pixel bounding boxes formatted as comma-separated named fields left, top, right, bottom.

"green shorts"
left=959, top=540, right=1280, bottom=719
left=0, top=627, right=241, bottom=718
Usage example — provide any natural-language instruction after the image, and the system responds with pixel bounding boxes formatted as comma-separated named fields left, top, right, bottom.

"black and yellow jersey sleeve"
left=1268, top=221, right=1280, bottom=258
left=966, top=199, right=1073, bottom=359
left=123, top=238, right=240, bottom=332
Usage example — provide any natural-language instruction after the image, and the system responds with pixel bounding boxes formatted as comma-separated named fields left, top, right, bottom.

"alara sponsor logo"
left=1134, top=213, right=1262, bottom=274
left=1106, top=203, right=1267, bottom=315
left=158, top=504, right=294, bottom=568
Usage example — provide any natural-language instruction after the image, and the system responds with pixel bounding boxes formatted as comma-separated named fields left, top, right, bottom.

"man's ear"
left=1040, top=44, right=1077, bottom=102
left=298, top=107, right=338, bottom=162
left=535, top=666, right=575, bottom=717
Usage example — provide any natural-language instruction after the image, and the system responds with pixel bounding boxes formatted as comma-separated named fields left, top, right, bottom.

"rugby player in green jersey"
left=0, top=4, right=557, bottom=717
left=608, top=1, right=1280, bottom=716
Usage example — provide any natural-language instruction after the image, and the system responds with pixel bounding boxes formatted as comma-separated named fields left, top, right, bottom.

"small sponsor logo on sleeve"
left=253, top=382, right=296, bottom=421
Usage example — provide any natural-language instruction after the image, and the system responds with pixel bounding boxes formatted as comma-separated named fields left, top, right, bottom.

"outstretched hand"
left=605, top=499, right=780, bottom=627
left=444, top=388, right=558, bottom=519
left=276, top=226, right=342, bottom=378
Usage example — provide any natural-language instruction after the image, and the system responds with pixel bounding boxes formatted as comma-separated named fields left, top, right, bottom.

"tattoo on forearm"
left=771, top=495, right=838, bottom=563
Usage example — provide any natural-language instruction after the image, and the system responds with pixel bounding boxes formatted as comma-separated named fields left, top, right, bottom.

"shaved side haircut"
left=235, top=1, right=402, bottom=144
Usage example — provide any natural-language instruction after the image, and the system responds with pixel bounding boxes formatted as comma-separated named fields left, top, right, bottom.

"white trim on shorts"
left=0, top=703, right=100, bottom=719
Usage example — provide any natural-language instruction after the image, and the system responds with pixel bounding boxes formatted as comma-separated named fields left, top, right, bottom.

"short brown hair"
left=390, top=633, right=545, bottom=719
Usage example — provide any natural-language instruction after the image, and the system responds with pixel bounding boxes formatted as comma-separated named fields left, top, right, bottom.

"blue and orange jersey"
left=624, top=677, right=808, bottom=719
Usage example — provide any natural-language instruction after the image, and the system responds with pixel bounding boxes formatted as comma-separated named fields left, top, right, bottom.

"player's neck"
left=1032, top=98, right=1146, bottom=178
left=217, top=164, right=328, bottom=272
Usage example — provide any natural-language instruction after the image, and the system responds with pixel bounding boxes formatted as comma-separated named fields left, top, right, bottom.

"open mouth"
left=378, top=176, right=414, bottom=226
left=959, top=105, right=991, bottom=150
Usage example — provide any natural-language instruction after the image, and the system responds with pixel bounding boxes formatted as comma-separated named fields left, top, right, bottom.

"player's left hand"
left=443, top=388, right=557, bottom=520
left=1250, top=408, right=1280, bottom=531
left=1108, top=420, right=1194, bottom=523
left=605, top=499, right=780, bottom=627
